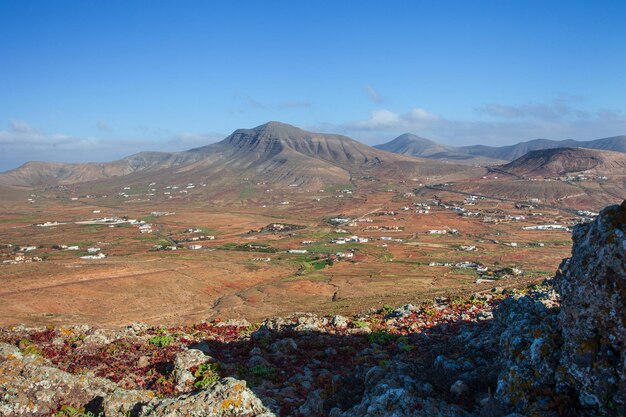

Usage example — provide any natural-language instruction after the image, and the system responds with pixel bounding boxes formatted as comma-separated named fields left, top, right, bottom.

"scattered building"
left=81, top=253, right=106, bottom=260
left=36, top=221, right=68, bottom=227
left=288, top=249, right=308, bottom=254
left=522, top=224, right=570, bottom=231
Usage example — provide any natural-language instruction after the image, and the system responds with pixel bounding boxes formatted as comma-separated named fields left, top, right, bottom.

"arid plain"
left=0, top=177, right=582, bottom=327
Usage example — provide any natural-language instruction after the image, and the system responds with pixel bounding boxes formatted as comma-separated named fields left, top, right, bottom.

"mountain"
left=0, top=151, right=212, bottom=187
left=375, top=134, right=626, bottom=163
left=0, top=122, right=482, bottom=188
left=146, top=122, right=484, bottom=188
left=374, top=133, right=454, bottom=157
left=374, top=134, right=506, bottom=165
left=500, top=147, right=626, bottom=177
left=462, top=136, right=626, bottom=161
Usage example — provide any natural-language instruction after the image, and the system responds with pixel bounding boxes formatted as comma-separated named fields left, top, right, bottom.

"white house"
left=81, top=253, right=106, bottom=260
left=288, top=249, right=308, bottom=254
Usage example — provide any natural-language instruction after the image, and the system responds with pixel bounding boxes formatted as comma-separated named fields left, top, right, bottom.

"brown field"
left=0, top=181, right=580, bottom=328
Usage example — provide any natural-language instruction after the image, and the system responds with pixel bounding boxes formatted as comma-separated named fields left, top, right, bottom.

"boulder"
left=0, top=343, right=152, bottom=417
left=556, top=200, right=626, bottom=413
left=138, top=377, right=275, bottom=417
left=173, top=349, right=210, bottom=391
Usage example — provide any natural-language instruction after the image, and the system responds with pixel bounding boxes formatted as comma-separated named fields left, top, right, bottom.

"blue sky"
left=1, top=0, right=625, bottom=170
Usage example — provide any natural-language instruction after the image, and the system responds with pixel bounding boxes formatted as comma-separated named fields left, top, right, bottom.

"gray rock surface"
left=0, top=343, right=152, bottom=417
left=556, top=200, right=626, bottom=413
left=492, top=289, right=562, bottom=416
left=138, top=377, right=275, bottom=417
left=173, top=348, right=210, bottom=391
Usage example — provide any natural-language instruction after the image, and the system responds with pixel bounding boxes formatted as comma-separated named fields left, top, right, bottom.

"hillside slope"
left=0, top=151, right=212, bottom=187
left=500, top=147, right=626, bottom=177
left=0, top=122, right=483, bottom=188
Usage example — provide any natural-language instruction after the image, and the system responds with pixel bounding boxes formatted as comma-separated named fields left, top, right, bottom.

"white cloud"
left=476, top=95, right=588, bottom=121
left=96, top=121, right=113, bottom=132
left=235, top=95, right=312, bottom=113
left=364, top=85, right=383, bottom=104
left=336, top=99, right=626, bottom=146
left=0, top=121, right=226, bottom=171
left=162, top=131, right=224, bottom=150
left=9, top=120, right=37, bottom=134
left=345, top=108, right=440, bottom=131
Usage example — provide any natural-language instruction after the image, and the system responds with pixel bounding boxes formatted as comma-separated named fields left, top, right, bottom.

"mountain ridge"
left=375, top=134, right=626, bottom=162
left=0, top=122, right=481, bottom=188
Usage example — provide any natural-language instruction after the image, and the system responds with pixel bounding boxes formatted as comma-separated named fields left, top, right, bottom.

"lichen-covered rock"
left=330, top=315, right=349, bottom=329
left=385, top=304, right=419, bottom=319
left=269, top=337, right=298, bottom=354
left=492, top=289, right=563, bottom=416
left=102, top=389, right=154, bottom=416
left=556, top=200, right=626, bottom=414
left=0, top=343, right=152, bottom=416
left=173, top=348, right=210, bottom=391
left=294, top=314, right=327, bottom=332
left=138, top=377, right=275, bottom=417
left=334, top=361, right=469, bottom=417
left=215, top=318, right=252, bottom=328
left=297, top=389, right=324, bottom=415
left=83, top=329, right=114, bottom=347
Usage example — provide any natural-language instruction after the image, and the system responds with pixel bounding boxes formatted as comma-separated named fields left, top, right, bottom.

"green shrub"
left=148, top=335, right=173, bottom=347
left=18, top=339, right=41, bottom=355
left=422, top=306, right=436, bottom=316
left=379, top=304, right=393, bottom=314
left=368, top=331, right=397, bottom=345
left=250, top=365, right=275, bottom=379
left=54, top=405, right=100, bottom=417
left=193, top=363, right=220, bottom=389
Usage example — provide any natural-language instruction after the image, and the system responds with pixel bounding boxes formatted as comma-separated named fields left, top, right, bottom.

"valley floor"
left=0, top=184, right=578, bottom=327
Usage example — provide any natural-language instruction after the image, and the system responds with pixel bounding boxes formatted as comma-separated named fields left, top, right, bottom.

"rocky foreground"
left=1, top=201, right=624, bottom=417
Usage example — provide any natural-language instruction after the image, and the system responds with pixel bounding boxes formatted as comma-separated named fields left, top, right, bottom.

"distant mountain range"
left=0, top=122, right=481, bottom=188
left=2, top=122, right=625, bottom=190
left=374, top=133, right=626, bottom=164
